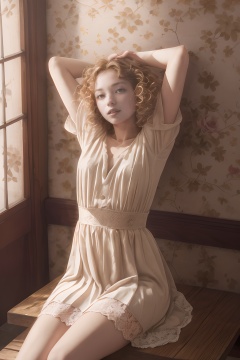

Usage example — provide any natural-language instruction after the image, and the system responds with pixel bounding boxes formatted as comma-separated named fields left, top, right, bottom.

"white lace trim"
left=131, top=290, right=193, bottom=348
left=39, top=298, right=142, bottom=341
left=86, top=298, right=142, bottom=341
left=39, top=301, right=82, bottom=326
left=39, top=290, right=192, bottom=348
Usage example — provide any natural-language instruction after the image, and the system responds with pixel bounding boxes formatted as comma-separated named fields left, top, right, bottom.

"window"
left=0, top=0, right=48, bottom=325
left=0, top=0, right=26, bottom=212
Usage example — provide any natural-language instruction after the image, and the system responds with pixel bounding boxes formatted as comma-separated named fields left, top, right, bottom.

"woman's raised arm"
left=48, top=57, right=91, bottom=122
left=110, top=46, right=189, bottom=124
left=137, top=46, right=189, bottom=124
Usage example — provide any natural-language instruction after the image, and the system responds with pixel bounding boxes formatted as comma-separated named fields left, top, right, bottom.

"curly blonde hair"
left=78, top=57, right=162, bottom=133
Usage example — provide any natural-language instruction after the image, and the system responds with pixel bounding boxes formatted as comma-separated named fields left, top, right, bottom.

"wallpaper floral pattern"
left=46, top=0, right=240, bottom=291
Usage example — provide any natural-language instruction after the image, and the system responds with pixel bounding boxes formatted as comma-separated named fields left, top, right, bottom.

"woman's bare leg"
left=16, top=315, right=68, bottom=360
left=48, top=311, right=129, bottom=360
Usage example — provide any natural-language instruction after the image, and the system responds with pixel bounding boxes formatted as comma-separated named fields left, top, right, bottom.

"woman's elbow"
left=178, top=45, right=189, bottom=67
left=48, top=56, right=59, bottom=70
left=48, top=56, right=65, bottom=75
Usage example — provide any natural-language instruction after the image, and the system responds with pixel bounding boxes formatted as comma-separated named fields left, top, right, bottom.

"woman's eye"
left=96, top=94, right=104, bottom=100
left=116, top=88, right=126, bottom=93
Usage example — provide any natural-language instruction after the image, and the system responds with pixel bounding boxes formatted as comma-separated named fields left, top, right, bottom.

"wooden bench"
left=1, top=276, right=240, bottom=360
left=0, top=329, right=29, bottom=360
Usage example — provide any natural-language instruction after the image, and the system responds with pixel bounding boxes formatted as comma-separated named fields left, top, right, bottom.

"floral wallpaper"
left=46, top=0, right=240, bottom=292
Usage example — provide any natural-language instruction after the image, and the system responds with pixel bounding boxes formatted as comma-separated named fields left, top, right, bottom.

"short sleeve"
left=143, top=92, right=182, bottom=155
left=64, top=100, right=104, bottom=149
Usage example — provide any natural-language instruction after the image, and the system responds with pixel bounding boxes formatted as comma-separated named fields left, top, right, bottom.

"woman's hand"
left=107, top=51, right=144, bottom=63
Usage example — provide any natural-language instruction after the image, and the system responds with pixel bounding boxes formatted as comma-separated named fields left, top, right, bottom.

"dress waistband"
left=78, top=206, right=148, bottom=230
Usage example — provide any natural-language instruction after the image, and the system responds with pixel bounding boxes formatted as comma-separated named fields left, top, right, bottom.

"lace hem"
left=86, top=298, right=143, bottom=341
left=131, top=289, right=193, bottom=348
left=39, top=301, right=82, bottom=326
left=39, top=289, right=192, bottom=348
left=39, top=298, right=143, bottom=341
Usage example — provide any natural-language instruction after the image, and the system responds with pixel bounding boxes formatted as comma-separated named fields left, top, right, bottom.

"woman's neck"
left=111, top=122, right=140, bottom=143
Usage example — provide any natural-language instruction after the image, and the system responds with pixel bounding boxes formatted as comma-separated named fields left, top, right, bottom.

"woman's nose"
left=107, top=94, right=115, bottom=105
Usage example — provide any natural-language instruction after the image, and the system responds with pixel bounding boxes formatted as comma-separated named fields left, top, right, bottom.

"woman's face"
left=94, top=69, right=136, bottom=127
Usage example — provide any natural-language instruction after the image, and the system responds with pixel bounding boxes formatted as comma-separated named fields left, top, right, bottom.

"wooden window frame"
left=0, top=0, right=48, bottom=289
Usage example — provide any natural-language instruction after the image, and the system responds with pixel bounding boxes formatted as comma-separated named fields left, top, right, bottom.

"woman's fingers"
left=107, top=51, right=136, bottom=61
left=107, top=53, right=118, bottom=61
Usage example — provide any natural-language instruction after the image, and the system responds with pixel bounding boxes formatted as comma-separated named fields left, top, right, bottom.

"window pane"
left=0, top=128, right=5, bottom=211
left=1, top=0, right=21, bottom=56
left=0, top=15, right=2, bottom=57
left=6, top=121, right=24, bottom=206
left=5, top=57, right=22, bottom=121
left=0, top=64, right=3, bottom=125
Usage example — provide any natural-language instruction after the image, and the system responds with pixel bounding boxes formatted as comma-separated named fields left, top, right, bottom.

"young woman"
left=17, top=46, right=192, bottom=360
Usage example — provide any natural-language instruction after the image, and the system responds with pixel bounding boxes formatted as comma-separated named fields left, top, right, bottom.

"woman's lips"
left=108, top=109, right=120, bottom=115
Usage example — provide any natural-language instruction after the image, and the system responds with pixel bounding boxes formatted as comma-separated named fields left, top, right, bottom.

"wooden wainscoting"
left=44, top=197, right=240, bottom=251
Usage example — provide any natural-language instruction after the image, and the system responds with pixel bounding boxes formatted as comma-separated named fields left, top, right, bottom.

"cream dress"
left=40, top=93, right=192, bottom=348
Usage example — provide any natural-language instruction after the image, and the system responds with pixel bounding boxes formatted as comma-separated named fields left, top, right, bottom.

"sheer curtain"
left=0, top=0, right=24, bottom=212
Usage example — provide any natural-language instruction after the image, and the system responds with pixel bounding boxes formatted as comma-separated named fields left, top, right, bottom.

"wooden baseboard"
left=44, top=198, right=240, bottom=251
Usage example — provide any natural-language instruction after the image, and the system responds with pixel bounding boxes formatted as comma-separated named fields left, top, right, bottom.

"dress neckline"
left=107, top=136, right=136, bottom=147
left=106, top=135, right=136, bottom=157
left=102, top=131, right=141, bottom=179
